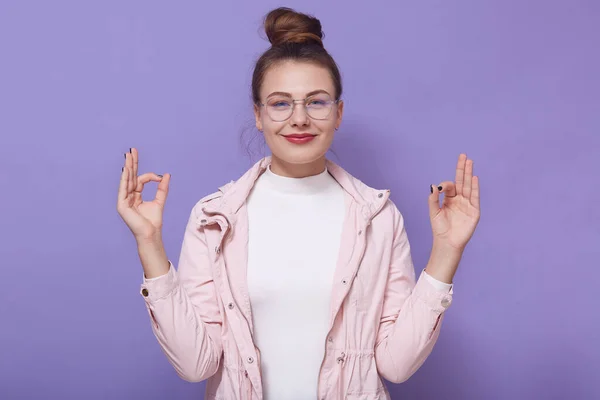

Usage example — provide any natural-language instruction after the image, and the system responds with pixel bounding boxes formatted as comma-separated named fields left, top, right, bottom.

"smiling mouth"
left=283, top=133, right=317, bottom=138
left=282, top=133, right=317, bottom=144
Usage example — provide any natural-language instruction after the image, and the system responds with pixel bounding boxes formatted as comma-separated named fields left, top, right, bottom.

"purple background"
left=1, top=1, right=598, bottom=399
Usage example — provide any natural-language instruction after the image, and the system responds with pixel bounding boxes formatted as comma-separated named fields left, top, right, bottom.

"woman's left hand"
left=428, top=153, right=481, bottom=252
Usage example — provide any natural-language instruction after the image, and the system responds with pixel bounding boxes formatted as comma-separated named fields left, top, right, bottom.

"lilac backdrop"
left=1, top=1, right=598, bottom=399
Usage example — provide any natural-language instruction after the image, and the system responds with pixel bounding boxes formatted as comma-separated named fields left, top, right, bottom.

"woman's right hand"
left=117, top=148, right=171, bottom=242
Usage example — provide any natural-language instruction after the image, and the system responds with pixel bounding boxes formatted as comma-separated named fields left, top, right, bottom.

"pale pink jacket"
left=139, top=156, right=454, bottom=400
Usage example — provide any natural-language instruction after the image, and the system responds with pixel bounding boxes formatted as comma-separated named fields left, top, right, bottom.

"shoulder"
left=189, top=178, right=236, bottom=214
left=366, top=196, right=408, bottom=241
left=379, top=197, right=405, bottom=226
left=191, top=187, right=226, bottom=211
left=191, top=158, right=269, bottom=214
left=386, top=198, right=407, bottom=229
left=198, top=190, right=224, bottom=205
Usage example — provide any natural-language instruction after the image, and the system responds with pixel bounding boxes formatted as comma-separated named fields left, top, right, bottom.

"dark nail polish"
left=430, top=185, right=433, bottom=194
left=124, top=153, right=126, bottom=159
left=438, top=186, right=443, bottom=191
left=158, top=174, right=163, bottom=178
left=129, top=148, right=132, bottom=153
left=122, top=167, right=124, bottom=172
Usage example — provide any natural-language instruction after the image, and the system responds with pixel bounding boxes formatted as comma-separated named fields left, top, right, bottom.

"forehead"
left=261, top=61, right=334, bottom=98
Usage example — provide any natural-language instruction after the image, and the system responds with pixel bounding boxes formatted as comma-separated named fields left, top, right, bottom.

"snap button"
left=244, top=370, right=249, bottom=377
left=358, top=230, right=362, bottom=236
left=200, top=218, right=207, bottom=225
left=215, top=246, right=220, bottom=254
left=141, top=288, right=149, bottom=297
left=228, top=302, right=234, bottom=310
left=341, top=279, right=347, bottom=285
left=328, top=337, right=333, bottom=342
left=378, top=193, right=383, bottom=198
left=247, top=356, right=254, bottom=364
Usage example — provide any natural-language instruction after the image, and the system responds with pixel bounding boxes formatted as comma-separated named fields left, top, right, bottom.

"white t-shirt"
left=246, top=165, right=344, bottom=399
left=246, top=165, right=451, bottom=399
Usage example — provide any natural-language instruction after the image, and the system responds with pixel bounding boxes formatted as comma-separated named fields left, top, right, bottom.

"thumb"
left=154, top=173, right=171, bottom=207
left=428, top=184, right=441, bottom=219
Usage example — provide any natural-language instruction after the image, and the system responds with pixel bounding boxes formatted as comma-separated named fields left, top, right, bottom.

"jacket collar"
left=202, top=156, right=390, bottom=223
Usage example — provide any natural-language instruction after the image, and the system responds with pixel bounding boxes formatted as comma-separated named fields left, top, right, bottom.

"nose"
left=289, top=102, right=310, bottom=127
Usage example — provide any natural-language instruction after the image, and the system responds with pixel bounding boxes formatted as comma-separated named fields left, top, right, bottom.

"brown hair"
left=251, top=7, right=343, bottom=104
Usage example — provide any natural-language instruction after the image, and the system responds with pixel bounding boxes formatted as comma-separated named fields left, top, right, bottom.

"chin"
left=270, top=146, right=328, bottom=165
left=267, top=135, right=332, bottom=165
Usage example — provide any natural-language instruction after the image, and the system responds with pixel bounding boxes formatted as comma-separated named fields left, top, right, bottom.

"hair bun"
left=264, top=7, right=324, bottom=47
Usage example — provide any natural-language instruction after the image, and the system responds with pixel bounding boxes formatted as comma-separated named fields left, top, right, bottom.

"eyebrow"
left=266, top=89, right=331, bottom=99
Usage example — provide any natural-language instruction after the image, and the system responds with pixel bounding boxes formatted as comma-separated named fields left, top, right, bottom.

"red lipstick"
left=283, top=133, right=316, bottom=144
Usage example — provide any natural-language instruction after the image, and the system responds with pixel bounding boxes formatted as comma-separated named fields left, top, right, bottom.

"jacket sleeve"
left=139, top=204, right=223, bottom=382
left=374, top=204, right=453, bottom=384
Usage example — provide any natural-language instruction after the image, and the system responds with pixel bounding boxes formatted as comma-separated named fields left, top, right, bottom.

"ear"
left=335, top=100, right=344, bottom=130
left=253, top=103, right=263, bottom=131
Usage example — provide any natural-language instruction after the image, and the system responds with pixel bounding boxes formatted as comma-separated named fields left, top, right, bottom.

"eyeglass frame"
left=257, top=95, right=342, bottom=122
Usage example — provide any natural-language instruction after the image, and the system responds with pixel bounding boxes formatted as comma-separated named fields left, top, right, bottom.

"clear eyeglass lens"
left=265, top=95, right=334, bottom=121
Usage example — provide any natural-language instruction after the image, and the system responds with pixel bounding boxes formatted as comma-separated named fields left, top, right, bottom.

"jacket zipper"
left=316, top=191, right=390, bottom=399
left=206, top=211, right=261, bottom=397
left=316, top=236, right=368, bottom=399
left=213, top=211, right=264, bottom=399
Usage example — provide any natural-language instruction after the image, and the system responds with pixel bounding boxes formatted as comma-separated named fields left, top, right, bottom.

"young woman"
left=117, top=7, right=480, bottom=400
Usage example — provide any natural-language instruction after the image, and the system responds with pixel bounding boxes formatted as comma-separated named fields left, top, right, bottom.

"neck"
left=269, top=154, right=327, bottom=178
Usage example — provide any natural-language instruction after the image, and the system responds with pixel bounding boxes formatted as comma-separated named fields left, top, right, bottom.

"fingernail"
left=122, top=167, right=124, bottom=172
left=438, top=185, right=443, bottom=191
left=158, top=174, right=163, bottom=178
left=430, top=185, right=433, bottom=194
left=129, top=148, right=132, bottom=153
left=124, top=153, right=126, bottom=159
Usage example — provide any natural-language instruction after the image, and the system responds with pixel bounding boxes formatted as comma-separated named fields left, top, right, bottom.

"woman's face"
left=254, top=61, right=344, bottom=171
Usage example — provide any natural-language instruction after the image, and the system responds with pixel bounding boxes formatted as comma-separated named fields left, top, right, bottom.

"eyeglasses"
left=259, top=94, right=340, bottom=122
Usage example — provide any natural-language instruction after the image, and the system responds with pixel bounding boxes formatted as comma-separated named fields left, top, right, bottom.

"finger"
left=134, top=149, right=145, bottom=193
left=137, top=172, right=164, bottom=191
left=154, top=173, right=170, bottom=207
left=463, top=159, right=473, bottom=199
left=471, top=175, right=480, bottom=209
left=455, top=153, right=467, bottom=196
left=428, top=184, right=441, bottom=219
left=118, top=165, right=129, bottom=202
left=436, top=181, right=457, bottom=197
left=132, top=147, right=139, bottom=182
left=124, top=166, right=132, bottom=196
left=125, top=151, right=134, bottom=194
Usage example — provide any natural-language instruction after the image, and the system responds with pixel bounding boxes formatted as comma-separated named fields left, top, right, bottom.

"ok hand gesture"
left=117, top=148, right=170, bottom=242
left=428, top=153, right=481, bottom=251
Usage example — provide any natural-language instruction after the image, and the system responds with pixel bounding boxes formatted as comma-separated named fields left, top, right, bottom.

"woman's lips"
left=283, top=133, right=316, bottom=144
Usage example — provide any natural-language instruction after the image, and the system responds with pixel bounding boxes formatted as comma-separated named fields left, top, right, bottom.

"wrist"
left=135, top=232, right=163, bottom=248
left=136, top=235, right=169, bottom=279
left=425, top=241, right=464, bottom=284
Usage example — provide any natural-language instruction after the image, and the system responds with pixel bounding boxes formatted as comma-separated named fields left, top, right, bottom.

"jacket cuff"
left=412, top=269, right=453, bottom=314
left=139, top=261, right=177, bottom=302
left=422, top=270, right=453, bottom=292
